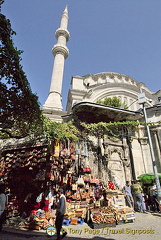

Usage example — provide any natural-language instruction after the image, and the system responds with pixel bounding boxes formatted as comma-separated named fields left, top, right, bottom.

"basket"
left=92, top=221, right=116, bottom=229
left=106, top=222, right=116, bottom=227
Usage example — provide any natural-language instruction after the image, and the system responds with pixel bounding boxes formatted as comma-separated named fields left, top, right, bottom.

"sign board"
left=138, top=93, right=146, bottom=104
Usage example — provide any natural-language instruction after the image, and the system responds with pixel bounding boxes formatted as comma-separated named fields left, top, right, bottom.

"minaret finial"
left=64, top=5, right=68, bottom=12
left=60, top=5, right=69, bottom=29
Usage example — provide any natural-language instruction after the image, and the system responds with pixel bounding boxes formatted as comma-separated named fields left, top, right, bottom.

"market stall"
left=1, top=137, right=135, bottom=230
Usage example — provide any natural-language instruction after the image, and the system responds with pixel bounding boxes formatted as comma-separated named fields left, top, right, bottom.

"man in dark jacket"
left=55, top=189, right=67, bottom=240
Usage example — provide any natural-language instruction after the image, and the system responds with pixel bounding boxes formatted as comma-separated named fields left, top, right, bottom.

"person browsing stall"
left=55, top=189, right=67, bottom=240
left=123, top=181, right=134, bottom=209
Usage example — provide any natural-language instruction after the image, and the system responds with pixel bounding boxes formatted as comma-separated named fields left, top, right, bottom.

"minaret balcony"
left=55, top=28, right=70, bottom=42
left=52, top=44, right=69, bottom=59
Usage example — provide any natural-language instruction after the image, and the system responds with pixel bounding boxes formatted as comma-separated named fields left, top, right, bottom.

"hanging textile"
left=72, top=183, right=77, bottom=191
left=76, top=140, right=80, bottom=155
left=70, top=140, right=76, bottom=160
left=107, top=181, right=115, bottom=190
left=50, top=139, right=55, bottom=155
left=83, top=175, right=90, bottom=183
left=76, top=177, right=85, bottom=187
left=60, top=140, right=68, bottom=158
left=53, top=139, right=60, bottom=157
left=84, top=141, right=88, bottom=157
left=84, top=166, right=91, bottom=173
left=36, top=169, right=46, bottom=181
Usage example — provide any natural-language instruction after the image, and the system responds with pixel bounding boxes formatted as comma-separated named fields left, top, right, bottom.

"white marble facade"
left=66, top=72, right=160, bottom=113
left=66, top=72, right=161, bottom=185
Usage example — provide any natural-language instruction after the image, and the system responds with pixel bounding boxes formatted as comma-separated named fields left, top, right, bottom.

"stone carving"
left=138, top=138, right=148, bottom=145
left=109, top=73, right=115, bottom=79
left=86, top=89, right=93, bottom=98
left=101, top=73, right=107, bottom=79
left=83, top=72, right=139, bottom=88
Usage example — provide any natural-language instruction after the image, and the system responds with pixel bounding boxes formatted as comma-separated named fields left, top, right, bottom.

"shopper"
left=55, top=189, right=67, bottom=240
left=123, top=181, right=134, bottom=209
left=132, top=180, right=146, bottom=212
left=0, top=184, right=7, bottom=231
left=149, top=182, right=160, bottom=212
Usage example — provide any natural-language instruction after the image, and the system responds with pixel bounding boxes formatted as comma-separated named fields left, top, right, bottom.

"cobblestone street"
left=0, top=212, right=161, bottom=240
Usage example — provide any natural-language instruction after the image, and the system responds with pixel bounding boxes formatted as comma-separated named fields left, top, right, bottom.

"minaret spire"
left=42, top=6, right=70, bottom=122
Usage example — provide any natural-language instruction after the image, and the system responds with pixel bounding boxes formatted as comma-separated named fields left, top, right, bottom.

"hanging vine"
left=79, top=120, right=158, bottom=138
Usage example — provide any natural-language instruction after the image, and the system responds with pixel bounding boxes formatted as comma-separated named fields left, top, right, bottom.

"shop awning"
left=69, top=102, right=143, bottom=123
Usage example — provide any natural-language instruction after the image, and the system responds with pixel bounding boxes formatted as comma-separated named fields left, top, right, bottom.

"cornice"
left=70, top=88, right=87, bottom=96
left=83, top=72, right=139, bottom=87
left=86, top=83, right=142, bottom=97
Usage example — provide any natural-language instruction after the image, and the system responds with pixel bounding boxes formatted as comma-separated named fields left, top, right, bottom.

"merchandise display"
left=0, top=138, right=135, bottom=230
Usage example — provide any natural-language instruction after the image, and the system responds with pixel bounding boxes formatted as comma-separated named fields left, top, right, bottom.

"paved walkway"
left=1, top=212, right=161, bottom=240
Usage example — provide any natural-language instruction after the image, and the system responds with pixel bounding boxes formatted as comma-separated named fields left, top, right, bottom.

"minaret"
left=42, top=5, right=70, bottom=122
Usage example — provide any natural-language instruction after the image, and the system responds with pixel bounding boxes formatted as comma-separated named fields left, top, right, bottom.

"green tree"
left=42, top=116, right=80, bottom=141
left=97, top=96, right=128, bottom=109
left=0, top=10, right=43, bottom=139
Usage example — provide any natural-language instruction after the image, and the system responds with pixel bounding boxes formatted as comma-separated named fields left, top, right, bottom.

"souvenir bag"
left=83, top=175, right=90, bottom=183
left=90, top=176, right=95, bottom=184
left=95, top=178, right=100, bottom=185
left=72, top=184, right=77, bottom=191
left=46, top=165, right=52, bottom=179
left=64, top=139, right=70, bottom=157
left=60, top=140, right=68, bottom=158
left=66, top=190, right=72, bottom=197
left=70, top=140, right=76, bottom=160
left=72, top=194, right=76, bottom=200
left=77, top=177, right=85, bottom=188
left=76, top=192, right=80, bottom=201
left=50, top=170, right=55, bottom=181
left=84, top=166, right=91, bottom=173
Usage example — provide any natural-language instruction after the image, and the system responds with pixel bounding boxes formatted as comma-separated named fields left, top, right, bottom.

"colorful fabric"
left=54, top=139, right=60, bottom=157
left=43, top=200, right=49, bottom=212
left=108, top=181, right=115, bottom=190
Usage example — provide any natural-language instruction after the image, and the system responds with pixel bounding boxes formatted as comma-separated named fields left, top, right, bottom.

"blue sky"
left=2, top=0, right=161, bottom=110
